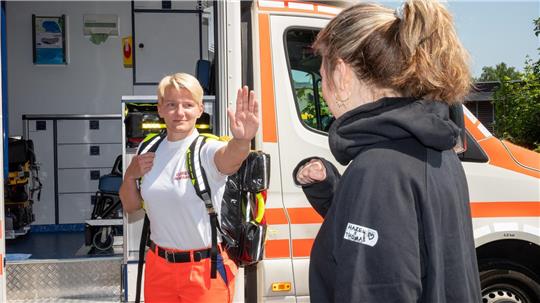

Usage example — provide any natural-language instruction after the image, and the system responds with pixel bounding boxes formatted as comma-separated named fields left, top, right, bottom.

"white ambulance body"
left=0, top=1, right=538, bottom=302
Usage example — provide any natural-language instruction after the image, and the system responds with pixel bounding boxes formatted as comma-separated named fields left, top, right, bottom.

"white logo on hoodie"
left=344, top=223, right=378, bottom=247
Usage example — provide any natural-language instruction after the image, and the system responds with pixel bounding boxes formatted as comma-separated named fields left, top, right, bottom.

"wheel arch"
left=476, top=239, right=540, bottom=277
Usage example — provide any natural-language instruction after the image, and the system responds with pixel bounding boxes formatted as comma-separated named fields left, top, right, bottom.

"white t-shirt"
left=140, top=130, right=227, bottom=250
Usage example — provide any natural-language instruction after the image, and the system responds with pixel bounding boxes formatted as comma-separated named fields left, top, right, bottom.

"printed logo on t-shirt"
left=174, top=171, right=190, bottom=180
left=344, top=223, right=378, bottom=247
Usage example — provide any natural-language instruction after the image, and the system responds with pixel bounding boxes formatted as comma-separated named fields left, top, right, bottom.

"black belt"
left=149, top=241, right=211, bottom=263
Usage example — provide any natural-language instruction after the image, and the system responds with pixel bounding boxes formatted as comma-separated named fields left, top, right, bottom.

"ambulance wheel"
left=92, top=227, right=114, bottom=251
left=480, top=261, right=540, bottom=303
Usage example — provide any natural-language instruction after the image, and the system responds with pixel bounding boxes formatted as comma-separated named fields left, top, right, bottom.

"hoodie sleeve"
left=332, top=157, right=423, bottom=302
left=292, top=157, right=341, bottom=217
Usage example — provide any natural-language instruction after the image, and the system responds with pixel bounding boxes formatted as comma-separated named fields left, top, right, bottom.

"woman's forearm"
left=214, top=138, right=251, bottom=175
left=119, top=178, right=143, bottom=214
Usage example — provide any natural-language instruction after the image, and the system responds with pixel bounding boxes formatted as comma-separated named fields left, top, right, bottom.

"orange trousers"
left=144, top=247, right=237, bottom=303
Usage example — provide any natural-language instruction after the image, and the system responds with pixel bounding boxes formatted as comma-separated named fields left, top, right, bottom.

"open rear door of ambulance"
left=0, top=5, right=7, bottom=300
left=255, top=1, right=345, bottom=301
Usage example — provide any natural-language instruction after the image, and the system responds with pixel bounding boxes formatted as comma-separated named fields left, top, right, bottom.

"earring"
left=334, top=92, right=351, bottom=109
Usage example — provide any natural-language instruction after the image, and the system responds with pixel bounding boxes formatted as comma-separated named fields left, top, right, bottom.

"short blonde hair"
left=157, top=73, right=204, bottom=105
left=313, top=0, right=471, bottom=104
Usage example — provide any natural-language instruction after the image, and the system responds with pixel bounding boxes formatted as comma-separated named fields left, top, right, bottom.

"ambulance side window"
left=286, top=28, right=333, bottom=133
left=459, top=131, right=489, bottom=162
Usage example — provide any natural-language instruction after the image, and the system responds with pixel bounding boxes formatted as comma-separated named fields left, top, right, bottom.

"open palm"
left=228, top=86, right=259, bottom=141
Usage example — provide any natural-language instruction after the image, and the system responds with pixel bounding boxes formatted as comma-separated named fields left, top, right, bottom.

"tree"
left=490, top=18, right=540, bottom=151
left=493, top=62, right=540, bottom=151
left=476, top=62, right=521, bottom=82
left=533, top=17, right=539, bottom=74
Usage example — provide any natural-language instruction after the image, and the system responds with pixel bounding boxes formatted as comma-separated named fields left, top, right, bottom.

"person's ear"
left=333, top=58, right=352, bottom=99
left=157, top=100, right=163, bottom=118
left=197, top=103, right=204, bottom=119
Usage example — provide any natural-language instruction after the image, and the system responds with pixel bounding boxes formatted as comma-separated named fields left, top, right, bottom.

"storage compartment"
left=57, top=119, right=122, bottom=144
left=58, top=193, right=96, bottom=224
left=57, top=168, right=111, bottom=193
left=57, top=144, right=121, bottom=168
left=24, top=116, right=122, bottom=226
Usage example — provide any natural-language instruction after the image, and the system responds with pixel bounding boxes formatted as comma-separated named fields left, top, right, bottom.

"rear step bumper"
left=6, top=257, right=122, bottom=302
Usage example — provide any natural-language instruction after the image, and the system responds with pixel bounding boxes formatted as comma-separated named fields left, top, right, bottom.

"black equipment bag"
left=6, top=185, right=28, bottom=202
left=7, top=138, right=42, bottom=202
left=217, top=152, right=269, bottom=266
left=5, top=201, right=34, bottom=230
left=8, top=138, right=36, bottom=171
left=124, top=104, right=165, bottom=148
left=187, top=135, right=269, bottom=272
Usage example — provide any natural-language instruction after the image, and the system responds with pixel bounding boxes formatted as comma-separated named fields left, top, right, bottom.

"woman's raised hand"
left=228, top=86, right=259, bottom=141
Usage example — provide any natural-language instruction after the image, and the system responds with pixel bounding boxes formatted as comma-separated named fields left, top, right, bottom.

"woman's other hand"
left=296, top=159, right=327, bottom=185
left=228, top=86, right=259, bottom=141
left=124, top=152, right=155, bottom=180
left=120, top=152, right=154, bottom=213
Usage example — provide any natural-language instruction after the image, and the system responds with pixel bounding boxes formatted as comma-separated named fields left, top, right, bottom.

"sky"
left=378, top=0, right=540, bottom=77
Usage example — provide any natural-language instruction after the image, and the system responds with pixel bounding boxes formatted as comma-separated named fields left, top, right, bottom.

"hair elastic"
left=394, top=3, right=405, bottom=20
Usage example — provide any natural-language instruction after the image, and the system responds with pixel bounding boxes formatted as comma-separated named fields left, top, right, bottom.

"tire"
left=480, top=261, right=540, bottom=303
left=92, top=227, right=114, bottom=251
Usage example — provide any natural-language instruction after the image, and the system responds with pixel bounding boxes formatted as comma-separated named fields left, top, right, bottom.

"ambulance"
left=1, top=1, right=539, bottom=302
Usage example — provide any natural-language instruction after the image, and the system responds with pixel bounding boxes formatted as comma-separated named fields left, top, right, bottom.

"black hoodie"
left=294, top=97, right=482, bottom=303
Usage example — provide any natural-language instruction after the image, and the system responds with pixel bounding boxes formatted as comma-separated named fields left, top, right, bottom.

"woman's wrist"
left=229, top=137, right=251, bottom=154
left=124, top=172, right=139, bottom=181
left=230, top=137, right=251, bottom=145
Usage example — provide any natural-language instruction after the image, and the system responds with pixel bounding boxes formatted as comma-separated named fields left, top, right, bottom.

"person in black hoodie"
left=293, top=1, right=482, bottom=302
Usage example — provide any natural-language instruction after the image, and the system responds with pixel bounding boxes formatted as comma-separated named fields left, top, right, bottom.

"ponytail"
left=394, top=0, right=471, bottom=103
left=313, top=0, right=471, bottom=104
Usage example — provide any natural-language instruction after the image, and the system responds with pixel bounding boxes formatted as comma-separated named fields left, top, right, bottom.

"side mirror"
left=449, top=104, right=467, bottom=154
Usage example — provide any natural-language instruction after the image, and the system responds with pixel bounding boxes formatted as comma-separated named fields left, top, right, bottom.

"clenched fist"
left=296, top=159, right=326, bottom=185
left=125, top=152, right=155, bottom=180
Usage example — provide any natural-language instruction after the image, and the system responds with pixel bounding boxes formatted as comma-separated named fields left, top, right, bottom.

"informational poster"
left=32, top=15, right=67, bottom=65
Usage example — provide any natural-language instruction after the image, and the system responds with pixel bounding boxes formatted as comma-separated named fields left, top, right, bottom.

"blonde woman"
left=120, top=73, right=258, bottom=302
left=294, top=1, right=482, bottom=302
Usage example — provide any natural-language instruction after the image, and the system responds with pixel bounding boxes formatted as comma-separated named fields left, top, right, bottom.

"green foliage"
left=492, top=58, right=540, bottom=151
left=291, top=68, right=332, bottom=131
left=533, top=18, right=540, bottom=75
left=296, top=86, right=317, bottom=128
left=296, top=86, right=332, bottom=131
left=485, top=18, right=540, bottom=152
left=476, top=62, right=521, bottom=82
